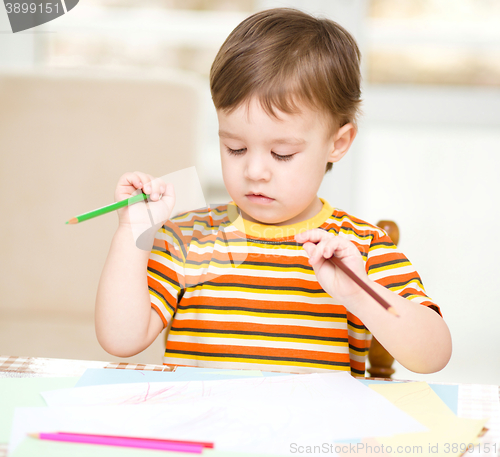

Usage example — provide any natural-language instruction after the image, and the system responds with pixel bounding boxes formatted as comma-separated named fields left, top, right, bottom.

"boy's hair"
left=210, top=8, right=362, bottom=172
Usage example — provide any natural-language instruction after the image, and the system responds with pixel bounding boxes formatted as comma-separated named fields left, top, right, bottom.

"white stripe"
left=149, top=251, right=181, bottom=266
left=368, top=264, right=418, bottom=281
left=184, top=265, right=315, bottom=280
left=212, top=242, right=249, bottom=253
left=148, top=273, right=182, bottom=301
left=184, top=244, right=215, bottom=255
left=151, top=295, right=173, bottom=320
left=348, top=353, right=367, bottom=363
left=173, top=211, right=207, bottom=222
left=213, top=244, right=302, bottom=256
left=367, top=247, right=399, bottom=259
left=179, top=229, right=194, bottom=237
left=347, top=327, right=370, bottom=338
left=181, top=289, right=335, bottom=303
left=155, top=231, right=184, bottom=248
left=337, top=231, right=374, bottom=245
left=167, top=334, right=350, bottom=353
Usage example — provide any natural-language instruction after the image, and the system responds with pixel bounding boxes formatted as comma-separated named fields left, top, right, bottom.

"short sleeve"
left=366, top=229, right=442, bottom=316
left=147, top=220, right=188, bottom=328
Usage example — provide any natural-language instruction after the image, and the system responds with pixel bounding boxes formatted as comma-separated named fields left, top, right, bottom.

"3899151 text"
left=5, top=3, right=61, bottom=14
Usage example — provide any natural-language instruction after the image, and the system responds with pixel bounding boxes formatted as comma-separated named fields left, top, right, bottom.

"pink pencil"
left=56, top=432, right=214, bottom=449
left=29, top=432, right=205, bottom=454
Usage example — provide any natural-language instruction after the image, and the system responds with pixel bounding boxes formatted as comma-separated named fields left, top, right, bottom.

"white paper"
left=33, top=373, right=427, bottom=455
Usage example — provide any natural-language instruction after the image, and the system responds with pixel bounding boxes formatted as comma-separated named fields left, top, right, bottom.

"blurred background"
left=1, top=0, right=499, bottom=384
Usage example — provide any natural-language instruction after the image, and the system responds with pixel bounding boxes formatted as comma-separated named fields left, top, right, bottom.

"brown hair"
left=210, top=8, right=362, bottom=172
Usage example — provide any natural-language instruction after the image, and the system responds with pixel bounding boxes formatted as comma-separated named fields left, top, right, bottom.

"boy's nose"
left=244, top=154, right=271, bottom=182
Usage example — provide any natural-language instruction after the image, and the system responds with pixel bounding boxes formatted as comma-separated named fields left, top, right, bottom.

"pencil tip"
left=388, top=307, right=400, bottom=317
left=66, top=218, right=78, bottom=225
left=28, top=433, right=39, bottom=438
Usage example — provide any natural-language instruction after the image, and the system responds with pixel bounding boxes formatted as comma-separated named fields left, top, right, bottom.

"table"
left=0, top=355, right=174, bottom=378
left=1, top=355, right=499, bottom=456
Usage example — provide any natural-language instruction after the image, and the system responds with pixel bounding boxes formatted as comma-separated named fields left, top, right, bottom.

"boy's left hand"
left=295, top=229, right=368, bottom=308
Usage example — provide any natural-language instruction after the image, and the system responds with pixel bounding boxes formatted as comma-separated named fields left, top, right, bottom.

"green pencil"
left=66, top=192, right=149, bottom=224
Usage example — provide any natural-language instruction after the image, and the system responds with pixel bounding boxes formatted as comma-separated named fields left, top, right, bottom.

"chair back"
left=366, top=220, right=400, bottom=378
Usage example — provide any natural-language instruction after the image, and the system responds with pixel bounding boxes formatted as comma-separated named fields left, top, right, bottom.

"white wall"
left=0, top=6, right=39, bottom=67
left=320, top=85, right=500, bottom=384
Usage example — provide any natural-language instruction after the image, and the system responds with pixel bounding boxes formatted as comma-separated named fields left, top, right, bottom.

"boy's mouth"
left=246, top=192, right=275, bottom=204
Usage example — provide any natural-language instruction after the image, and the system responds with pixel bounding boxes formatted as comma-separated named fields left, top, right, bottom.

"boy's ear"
left=328, top=123, right=357, bottom=163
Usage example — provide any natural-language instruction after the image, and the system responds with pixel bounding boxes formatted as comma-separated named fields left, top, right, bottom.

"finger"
left=323, top=238, right=346, bottom=260
left=300, top=231, right=335, bottom=261
left=147, top=183, right=175, bottom=225
left=323, top=241, right=334, bottom=260
left=304, top=240, right=326, bottom=265
left=300, top=230, right=358, bottom=258
left=311, top=241, right=333, bottom=264
left=139, top=173, right=155, bottom=193
left=295, top=228, right=330, bottom=244
left=153, top=183, right=175, bottom=209
left=148, top=178, right=165, bottom=202
left=124, top=171, right=155, bottom=195
left=160, top=183, right=175, bottom=200
left=303, top=242, right=327, bottom=270
left=140, top=175, right=165, bottom=201
left=302, top=241, right=315, bottom=258
left=119, top=172, right=143, bottom=190
left=300, top=234, right=324, bottom=264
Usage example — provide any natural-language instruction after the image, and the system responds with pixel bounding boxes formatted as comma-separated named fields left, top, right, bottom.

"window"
left=367, top=0, right=500, bottom=86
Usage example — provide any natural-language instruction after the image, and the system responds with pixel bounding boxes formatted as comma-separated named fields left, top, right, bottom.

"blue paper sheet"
left=75, top=366, right=286, bottom=387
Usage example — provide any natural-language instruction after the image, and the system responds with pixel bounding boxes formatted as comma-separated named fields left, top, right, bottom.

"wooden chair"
left=366, top=220, right=399, bottom=378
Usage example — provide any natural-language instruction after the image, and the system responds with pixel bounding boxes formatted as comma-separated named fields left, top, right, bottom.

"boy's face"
left=217, top=98, right=346, bottom=226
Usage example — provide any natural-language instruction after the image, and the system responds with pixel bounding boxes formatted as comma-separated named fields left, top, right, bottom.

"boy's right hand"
left=115, top=171, right=176, bottom=231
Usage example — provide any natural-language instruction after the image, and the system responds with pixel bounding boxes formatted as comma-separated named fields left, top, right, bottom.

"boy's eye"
left=272, top=152, right=294, bottom=162
left=226, top=147, right=294, bottom=162
left=226, top=147, right=246, bottom=156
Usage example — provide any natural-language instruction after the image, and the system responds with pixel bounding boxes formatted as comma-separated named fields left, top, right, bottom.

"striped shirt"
left=147, top=199, right=439, bottom=376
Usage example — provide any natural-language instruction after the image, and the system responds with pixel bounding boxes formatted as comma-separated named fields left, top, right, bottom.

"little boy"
left=95, top=8, right=451, bottom=376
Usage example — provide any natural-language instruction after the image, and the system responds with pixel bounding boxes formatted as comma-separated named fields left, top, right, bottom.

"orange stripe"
left=187, top=274, right=323, bottom=290
left=375, top=271, right=422, bottom=288
left=348, top=335, right=371, bottom=350
left=349, top=359, right=366, bottom=373
left=171, top=320, right=349, bottom=339
left=179, top=296, right=345, bottom=314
